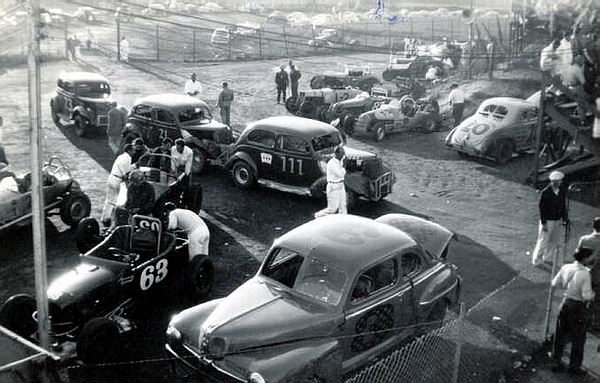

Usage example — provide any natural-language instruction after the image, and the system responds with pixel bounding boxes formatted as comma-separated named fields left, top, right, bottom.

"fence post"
left=192, top=29, right=196, bottom=62
left=410, top=18, right=414, bottom=38
left=450, top=19, right=454, bottom=41
left=364, top=21, right=368, bottom=46
left=65, top=19, right=70, bottom=59
left=258, top=28, right=262, bottom=58
left=451, top=302, right=465, bottom=383
left=228, top=33, right=232, bottom=60
left=431, top=19, right=434, bottom=42
left=532, top=73, right=546, bottom=186
left=283, top=24, right=289, bottom=57
left=156, top=25, right=159, bottom=61
left=311, top=24, right=317, bottom=52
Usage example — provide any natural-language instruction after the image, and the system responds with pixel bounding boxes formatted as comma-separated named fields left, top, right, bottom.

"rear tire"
left=74, top=115, right=88, bottom=138
left=77, top=317, right=120, bottom=364
left=0, top=294, right=37, bottom=338
left=232, top=161, right=255, bottom=189
left=422, top=116, right=437, bottom=133
left=341, top=114, right=356, bottom=136
left=346, top=190, right=357, bottom=211
left=187, top=255, right=214, bottom=302
left=60, top=192, right=92, bottom=227
left=285, top=96, right=299, bottom=113
left=75, top=217, right=101, bottom=254
left=50, top=102, right=60, bottom=125
left=191, top=148, right=206, bottom=174
left=494, top=139, right=514, bottom=165
left=310, top=76, right=325, bottom=89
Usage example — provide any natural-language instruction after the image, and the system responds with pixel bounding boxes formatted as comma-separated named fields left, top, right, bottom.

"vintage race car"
left=165, top=214, right=461, bottom=382
left=445, top=97, right=541, bottom=165
left=0, top=215, right=214, bottom=364
left=353, top=95, right=442, bottom=141
left=285, top=87, right=366, bottom=122
left=122, top=94, right=237, bottom=173
left=0, top=157, right=91, bottom=232
left=224, top=116, right=395, bottom=208
left=309, top=65, right=381, bottom=92
left=50, top=72, right=113, bottom=137
left=382, top=55, right=446, bottom=81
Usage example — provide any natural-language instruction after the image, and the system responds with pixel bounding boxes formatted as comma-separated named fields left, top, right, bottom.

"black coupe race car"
left=0, top=215, right=214, bottom=364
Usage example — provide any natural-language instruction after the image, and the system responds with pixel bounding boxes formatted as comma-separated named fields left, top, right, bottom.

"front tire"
left=60, top=192, right=92, bottom=227
left=494, top=139, right=514, bottom=165
left=74, top=115, right=88, bottom=138
left=50, top=101, right=60, bottom=125
left=187, top=255, right=214, bottom=302
left=232, top=161, right=255, bottom=189
left=341, top=114, right=356, bottom=136
left=191, top=148, right=206, bottom=174
left=77, top=318, right=120, bottom=364
left=0, top=294, right=37, bottom=338
left=422, top=116, right=437, bottom=133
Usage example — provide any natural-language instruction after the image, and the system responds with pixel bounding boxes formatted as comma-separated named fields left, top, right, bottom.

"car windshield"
left=478, top=103, right=509, bottom=121
left=74, top=82, right=110, bottom=98
left=311, top=133, right=343, bottom=153
left=179, top=107, right=212, bottom=124
left=261, top=247, right=347, bottom=306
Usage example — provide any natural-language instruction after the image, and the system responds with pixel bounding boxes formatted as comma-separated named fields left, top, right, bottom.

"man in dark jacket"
left=131, top=137, right=149, bottom=164
left=532, top=171, right=568, bottom=266
left=275, top=65, right=289, bottom=104
left=289, top=63, right=301, bottom=100
left=124, top=169, right=155, bottom=216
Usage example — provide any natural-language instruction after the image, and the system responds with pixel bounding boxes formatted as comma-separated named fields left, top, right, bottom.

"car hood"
left=179, top=278, right=337, bottom=353
left=447, top=115, right=498, bottom=150
left=343, top=146, right=378, bottom=160
left=181, top=119, right=229, bottom=132
left=77, top=96, right=114, bottom=106
left=47, top=260, right=127, bottom=308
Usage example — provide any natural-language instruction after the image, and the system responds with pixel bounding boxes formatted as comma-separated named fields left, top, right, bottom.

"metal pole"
left=28, top=0, right=51, bottom=356
left=117, top=18, right=121, bottom=61
left=192, top=29, right=196, bottom=62
left=431, top=19, right=434, bottom=43
left=468, top=0, right=474, bottom=79
left=451, top=302, right=465, bottom=383
left=283, top=24, right=289, bottom=57
left=258, top=28, right=262, bottom=58
left=532, top=73, right=546, bottom=186
left=64, top=19, right=69, bottom=59
left=410, top=18, right=414, bottom=38
left=156, top=25, right=159, bottom=61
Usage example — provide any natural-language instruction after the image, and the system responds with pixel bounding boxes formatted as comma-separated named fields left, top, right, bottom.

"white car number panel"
left=139, top=259, right=169, bottom=291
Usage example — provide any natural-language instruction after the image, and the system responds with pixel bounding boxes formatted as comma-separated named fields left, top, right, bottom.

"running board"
left=257, top=179, right=312, bottom=196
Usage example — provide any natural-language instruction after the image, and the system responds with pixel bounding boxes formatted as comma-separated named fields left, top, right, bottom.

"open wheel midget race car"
left=0, top=215, right=214, bottom=365
left=0, top=157, right=91, bottom=232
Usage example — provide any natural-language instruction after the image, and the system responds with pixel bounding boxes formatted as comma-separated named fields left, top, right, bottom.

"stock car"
left=382, top=55, right=446, bottom=81
left=165, top=213, right=461, bottom=382
left=224, top=116, right=396, bottom=208
left=353, top=95, right=442, bottom=141
left=121, top=94, right=237, bottom=173
left=285, top=87, right=366, bottom=122
left=50, top=72, right=113, bottom=137
left=445, top=97, right=540, bottom=165
left=0, top=157, right=91, bottom=232
left=309, top=65, right=381, bottom=92
left=0, top=215, right=214, bottom=364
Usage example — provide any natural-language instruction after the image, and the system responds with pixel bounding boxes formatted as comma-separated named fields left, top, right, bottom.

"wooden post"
left=192, top=29, right=196, bottom=62
left=450, top=19, right=454, bottom=41
left=451, top=303, right=466, bottom=383
left=311, top=24, right=317, bottom=52
left=228, top=32, right=232, bottom=60
left=258, top=27, right=262, bottom=58
left=431, top=19, right=434, bottom=43
left=156, top=25, right=159, bottom=61
left=65, top=19, right=70, bottom=59
left=283, top=24, right=289, bottom=57
left=364, top=21, right=368, bottom=46
left=410, top=18, right=414, bottom=38
left=532, top=73, right=546, bottom=186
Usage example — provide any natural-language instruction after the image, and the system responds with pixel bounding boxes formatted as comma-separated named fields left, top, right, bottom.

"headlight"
left=207, top=336, right=227, bottom=360
left=318, top=160, right=327, bottom=174
left=166, top=325, right=181, bottom=342
left=249, top=372, right=266, bottom=383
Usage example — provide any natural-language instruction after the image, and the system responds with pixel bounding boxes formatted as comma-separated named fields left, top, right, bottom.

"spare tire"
left=362, top=158, right=384, bottom=180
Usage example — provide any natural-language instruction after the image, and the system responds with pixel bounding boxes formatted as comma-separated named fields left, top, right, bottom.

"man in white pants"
left=165, top=202, right=209, bottom=261
left=101, top=144, right=136, bottom=227
left=532, top=171, right=568, bottom=266
left=315, top=146, right=347, bottom=218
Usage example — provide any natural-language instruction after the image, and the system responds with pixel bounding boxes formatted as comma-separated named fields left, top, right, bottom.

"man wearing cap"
left=131, top=137, right=149, bottom=164
left=577, top=217, right=600, bottom=332
left=315, top=146, right=347, bottom=218
left=447, top=83, right=465, bottom=127
left=107, top=102, right=128, bottom=155
left=275, top=65, right=289, bottom=104
left=216, top=82, right=234, bottom=126
left=532, top=171, right=568, bottom=266
left=164, top=202, right=209, bottom=261
left=101, top=144, right=136, bottom=227
left=124, top=169, right=155, bottom=216
left=184, top=73, right=202, bottom=98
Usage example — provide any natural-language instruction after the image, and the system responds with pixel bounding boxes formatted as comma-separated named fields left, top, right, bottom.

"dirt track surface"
left=1, top=30, right=600, bottom=382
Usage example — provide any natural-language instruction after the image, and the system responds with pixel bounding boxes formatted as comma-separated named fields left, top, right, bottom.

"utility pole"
left=468, top=0, right=474, bottom=79
left=28, top=0, right=51, bottom=354
left=532, top=73, right=546, bottom=186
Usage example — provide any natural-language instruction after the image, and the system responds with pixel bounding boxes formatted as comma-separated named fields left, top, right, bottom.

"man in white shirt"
left=315, top=146, right=347, bottom=218
left=184, top=73, right=202, bottom=98
left=550, top=247, right=595, bottom=376
left=101, top=144, right=136, bottom=227
left=425, top=66, right=439, bottom=81
left=540, top=38, right=561, bottom=76
left=170, top=139, right=194, bottom=177
left=165, top=202, right=209, bottom=261
left=120, top=36, right=129, bottom=63
left=448, top=83, right=465, bottom=127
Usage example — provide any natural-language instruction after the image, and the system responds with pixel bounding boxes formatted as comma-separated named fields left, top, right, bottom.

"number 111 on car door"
left=280, top=155, right=303, bottom=175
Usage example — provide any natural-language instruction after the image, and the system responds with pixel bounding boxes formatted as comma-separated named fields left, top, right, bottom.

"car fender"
left=224, top=151, right=258, bottom=174
left=344, top=172, right=369, bottom=197
left=221, top=338, right=342, bottom=383
left=50, top=96, right=58, bottom=111
left=417, top=268, right=461, bottom=319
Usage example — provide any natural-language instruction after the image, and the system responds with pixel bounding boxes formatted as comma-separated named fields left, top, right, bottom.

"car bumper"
left=96, top=114, right=108, bottom=127
left=446, top=143, right=483, bottom=158
left=165, top=343, right=245, bottom=383
left=367, top=171, right=394, bottom=201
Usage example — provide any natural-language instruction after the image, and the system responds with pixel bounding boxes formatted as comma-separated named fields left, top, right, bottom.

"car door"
left=58, top=81, right=74, bottom=119
left=514, top=107, right=539, bottom=151
left=275, top=134, right=317, bottom=187
left=246, top=129, right=277, bottom=181
left=339, top=256, right=415, bottom=373
left=149, top=108, right=179, bottom=148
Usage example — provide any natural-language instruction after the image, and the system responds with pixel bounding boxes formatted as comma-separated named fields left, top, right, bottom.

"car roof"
left=58, top=72, right=109, bottom=84
left=245, top=116, right=338, bottom=139
left=273, top=215, right=417, bottom=276
left=480, top=97, right=534, bottom=110
left=133, top=93, right=210, bottom=113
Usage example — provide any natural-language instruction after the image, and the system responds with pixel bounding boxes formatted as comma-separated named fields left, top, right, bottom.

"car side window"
left=247, top=129, right=276, bottom=149
left=401, top=252, right=422, bottom=279
left=350, top=259, right=397, bottom=302
left=279, top=135, right=309, bottom=154
left=262, top=247, right=304, bottom=289
left=154, top=109, right=176, bottom=126
left=132, top=104, right=152, bottom=120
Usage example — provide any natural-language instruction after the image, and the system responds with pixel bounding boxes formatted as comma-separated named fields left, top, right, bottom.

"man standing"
left=107, top=102, right=128, bottom=155
left=101, top=144, right=136, bottom=227
left=216, top=82, right=234, bottom=126
left=140, top=137, right=172, bottom=172
left=486, top=39, right=495, bottom=79
left=165, top=202, right=210, bottom=261
left=289, top=64, right=301, bottom=100
left=124, top=169, right=155, bottom=216
left=551, top=247, right=595, bottom=376
left=171, top=139, right=193, bottom=177
left=540, top=38, right=561, bottom=76
left=447, top=83, right=465, bottom=127
left=315, top=146, right=347, bottom=218
left=120, top=36, right=129, bottom=63
left=184, top=73, right=202, bottom=98
left=275, top=65, right=289, bottom=104
left=131, top=137, right=149, bottom=164
left=578, top=217, right=600, bottom=331
left=532, top=171, right=568, bottom=266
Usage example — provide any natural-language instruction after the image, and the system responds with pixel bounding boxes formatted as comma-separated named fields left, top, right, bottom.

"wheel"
left=187, top=255, right=214, bottom=301
left=310, top=76, right=325, bottom=89
left=419, top=301, right=447, bottom=335
left=77, top=317, right=120, bottom=364
left=374, top=123, right=386, bottom=142
left=285, top=96, right=299, bottom=113
left=346, top=190, right=357, bottom=211
left=191, top=148, right=206, bottom=174
left=60, top=192, right=92, bottom=227
left=422, top=116, right=437, bottom=133
left=232, top=161, right=256, bottom=189
left=341, top=114, right=356, bottom=136
left=50, top=101, right=60, bottom=125
left=74, top=115, right=88, bottom=138
left=316, top=105, right=329, bottom=122
left=75, top=217, right=101, bottom=254
left=0, top=294, right=37, bottom=338
left=299, top=101, right=316, bottom=118
left=494, top=139, right=514, bottom=165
